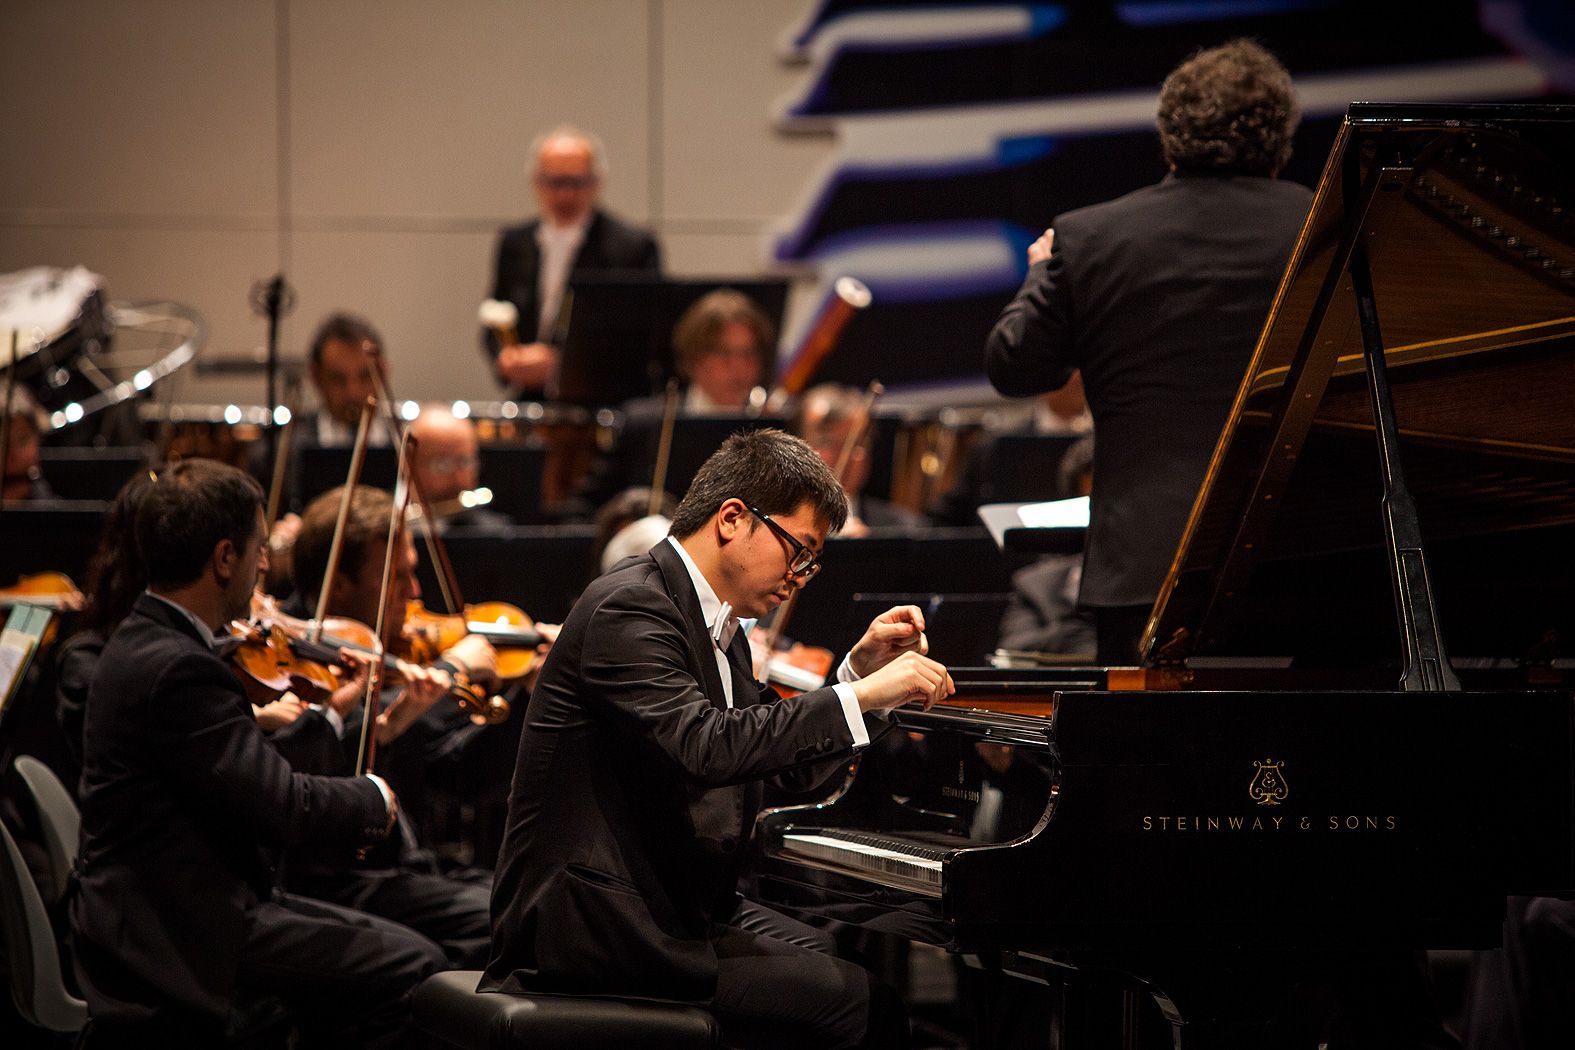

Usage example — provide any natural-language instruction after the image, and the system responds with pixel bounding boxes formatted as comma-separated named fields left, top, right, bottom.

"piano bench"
left=412, top=970, right=722, bottom=1049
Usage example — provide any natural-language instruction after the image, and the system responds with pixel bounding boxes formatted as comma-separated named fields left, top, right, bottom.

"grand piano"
left=754, top=104, right=1575, bottom=1047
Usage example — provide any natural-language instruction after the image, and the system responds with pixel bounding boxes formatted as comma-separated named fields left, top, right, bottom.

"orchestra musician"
left=792, top=382, right=925, bottom=535
left=994, top=435, right=1097, bottom=658
left=485, top=428, right=955, bottom=1049
left=926, top=378, right=1091, bottom=527
left=248, top=311, right=394, bottom=528
left=68, top=459, right=443, bottom=1046
left=567, top=288, right=775, bottom=519
left=279, top=486, right=510, bottom=914
left=484, top=125, right=662, bottom=400
left=983, top=38, right=1312, bottom=662
left=408, top=402, right=514, bottom=530
left=300, top=312, right=395, bottom=450
left=57, top=469, right=309, bottom=778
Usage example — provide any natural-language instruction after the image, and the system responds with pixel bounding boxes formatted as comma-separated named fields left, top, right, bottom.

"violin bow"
left=262, top=375, right=306, bottom=533
left=360, top=344, right=464, bottom=614
left=353, top=425, right=414, bottom=778
left=308, top=396, right=377, bottom=644
left=759, top=380, right=883, bottom=663
left=648, top=378, right=681, bottom=517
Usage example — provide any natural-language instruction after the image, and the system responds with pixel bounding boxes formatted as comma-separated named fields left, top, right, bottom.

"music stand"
left=295, top=446, right=398, bottom=510
left=556, top=276, right=791, bottom=408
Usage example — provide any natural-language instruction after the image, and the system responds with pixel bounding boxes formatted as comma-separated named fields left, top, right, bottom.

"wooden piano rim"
left=931, top=694, right=1058, bottom=718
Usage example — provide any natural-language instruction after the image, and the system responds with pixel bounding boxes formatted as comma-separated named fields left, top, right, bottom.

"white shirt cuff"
left=366, top=773, right=396, bottom=824
left=321, top=705, right=346, bottom=740
left=836, top=653, right=860, bottom=684
left=833, top=683, right=869, bottom=748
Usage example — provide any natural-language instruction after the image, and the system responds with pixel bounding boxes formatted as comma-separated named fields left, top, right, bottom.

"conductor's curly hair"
left=1157, top=39, right=1299, bottom=178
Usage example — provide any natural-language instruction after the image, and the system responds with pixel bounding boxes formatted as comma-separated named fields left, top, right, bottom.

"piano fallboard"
left=756, top=686, right=1575, bottom=955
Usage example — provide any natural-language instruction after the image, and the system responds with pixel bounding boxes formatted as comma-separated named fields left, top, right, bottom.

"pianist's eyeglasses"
left=746, top=504, right=821, bottom=581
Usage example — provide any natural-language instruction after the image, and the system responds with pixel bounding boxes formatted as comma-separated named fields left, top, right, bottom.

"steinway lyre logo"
left=1248, top=759, right=1289, bottom=806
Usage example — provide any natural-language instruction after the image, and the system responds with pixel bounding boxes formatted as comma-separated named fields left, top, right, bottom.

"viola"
left=247, top=593, right=510, bottom=724
left=400, top=599, right=543, bottom=682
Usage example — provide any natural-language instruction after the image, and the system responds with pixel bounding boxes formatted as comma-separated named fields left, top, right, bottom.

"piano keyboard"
left=779, top=829, right=947, bottom=896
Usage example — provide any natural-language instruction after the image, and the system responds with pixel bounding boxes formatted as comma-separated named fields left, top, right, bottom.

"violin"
left=243, top=593, right=510, bottom=724
left=0, top=571, right=84, bottom=611
left=225, top=618, right=342, bottom=708
left=400, top=599, right=543, bottom=682
left=0, top=572, right=85, bottom=647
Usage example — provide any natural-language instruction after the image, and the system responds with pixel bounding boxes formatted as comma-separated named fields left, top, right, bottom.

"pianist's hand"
left=849, top=604, right=930, bottom=678
left=850, top=650, right=955, bottom=713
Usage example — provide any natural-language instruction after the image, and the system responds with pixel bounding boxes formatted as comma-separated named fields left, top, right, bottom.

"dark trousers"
left=291, top=868, right=492, bottom=968
left=1464, top=895, right=1575, bottom=1049
left=236, top=892, right=446, bottom=1049
left=709, top=899, right=908, bottom=1050
left=78, top=892, right=444, bottom=1049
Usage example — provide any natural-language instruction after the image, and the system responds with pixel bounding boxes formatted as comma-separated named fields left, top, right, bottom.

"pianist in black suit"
left=484, top=428, right=955, bottom=1048
left=984, top=39, right=1312, bottom=662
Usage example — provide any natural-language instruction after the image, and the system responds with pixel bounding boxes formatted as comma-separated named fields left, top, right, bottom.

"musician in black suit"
left=69, top=459, right=443, bottom=1046
left=484, top=126, right=661, bottom=399
left=485, top=428, right=955, bottom=1048
left=984, top=39, right=1312, bottom=662
left=565, top=288, right=774, bottom=519
left=793, top=382, right=926, bottom=535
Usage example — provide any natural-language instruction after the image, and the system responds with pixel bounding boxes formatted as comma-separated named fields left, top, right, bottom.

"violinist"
left=408, top=403, right=513, bottom=531
left=792, top=382, right=925, bottom=535
left=69, top=459, right=444, bottom=1046
left=277, top=484, right=496, bottom=961
left=56, top=468, right=305, bottom=778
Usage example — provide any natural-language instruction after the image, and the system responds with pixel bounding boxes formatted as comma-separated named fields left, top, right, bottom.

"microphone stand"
left=250, top=274, right=294, bottom=468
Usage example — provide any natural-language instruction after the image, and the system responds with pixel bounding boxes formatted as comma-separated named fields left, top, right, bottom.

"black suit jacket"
left=484, top=208, right=662, bottom=399
left=70, top=594, right=389, bottom=1026
left=986, top=173, right=1311, bottom=607
left=484, top=540, right=868, bottom=1002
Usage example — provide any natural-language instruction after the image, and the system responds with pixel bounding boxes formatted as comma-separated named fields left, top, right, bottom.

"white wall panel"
left=0, top=1, right=279, bottom=220
left=659, top=0, right=829, bottom=231
left=288, top=0, right=654, bottom=224
left=287, top=228, right=502, bottom=405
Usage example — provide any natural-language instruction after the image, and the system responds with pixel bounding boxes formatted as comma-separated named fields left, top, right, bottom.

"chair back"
left=13, top=756, right=79, bottom=904
left=0, top=819, right=88, bottom=1031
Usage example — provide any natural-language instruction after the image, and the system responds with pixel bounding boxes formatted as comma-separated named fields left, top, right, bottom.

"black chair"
left=0, top=818, right=87, bottom=1034
left=412, top=970, right=720, bottom=1049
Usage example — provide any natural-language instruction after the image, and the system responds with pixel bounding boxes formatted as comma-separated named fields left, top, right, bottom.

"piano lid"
left=1147, top=103, right=1575, bottom=668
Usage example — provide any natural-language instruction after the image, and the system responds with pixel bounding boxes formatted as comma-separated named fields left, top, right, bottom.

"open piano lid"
left=1146, top=103, right=1575, bottom=670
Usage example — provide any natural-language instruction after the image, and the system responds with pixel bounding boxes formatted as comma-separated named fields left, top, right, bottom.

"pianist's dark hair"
left=308, top=311, right=383, bottom=367
left=669, top=428, right=849, bottom=539
left=137, top=459, right=264, bottom=589
left=1157, top=38, right=1299, bottom=178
